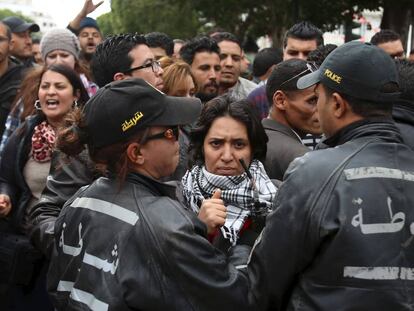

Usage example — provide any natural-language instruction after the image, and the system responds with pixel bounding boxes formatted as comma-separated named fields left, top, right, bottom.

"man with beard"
left=211, top=32, right=257, bottom=100
left=2, top=16, right=39, bottom=68
left=68, top=0, right=104, bottom=70
left=180, top=36, right=221, bottom=103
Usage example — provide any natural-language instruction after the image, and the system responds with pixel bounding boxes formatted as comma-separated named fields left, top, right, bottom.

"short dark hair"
left=188, top=95, right=268, bottom=167
left=283, top=21, right=324, bottom=48
left=370, top=29, right=401, bottom=45
left=395, top=59, right=414, bottom=102
left=145, top=32, right=174, bottom=56
left=323, top=83, right=397, bottom=118
left=307, top=44, right=337, bottom=66
left=266, top=59, right=308, bottom=105
left=180, top=36, right=220, bottom=65
left=91, top=33, right=147, bottom=87
left=252, top=47, right=283, bottom=77
left=211, top=32, right=241, bottom=47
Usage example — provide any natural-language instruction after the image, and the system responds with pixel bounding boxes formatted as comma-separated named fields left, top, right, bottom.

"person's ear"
left=273, top=90, right=287, bottom=111
left=113, top=72, right=127, bottom=81
left=331, top=92, right=348, bottom=118
left=126, top=143, right=144, bottom=165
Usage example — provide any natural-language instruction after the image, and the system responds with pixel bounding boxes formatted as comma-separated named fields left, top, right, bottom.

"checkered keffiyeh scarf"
left=182, top=160, right=277, bottom=245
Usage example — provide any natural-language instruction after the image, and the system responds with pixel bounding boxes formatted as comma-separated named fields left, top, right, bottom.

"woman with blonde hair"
left=160, top=57, right=197, bottom=98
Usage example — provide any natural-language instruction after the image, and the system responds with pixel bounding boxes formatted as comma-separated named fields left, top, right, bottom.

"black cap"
left=79, top=17, right=100, bottom=32
left=297, top=41, right=400, bottom=103
left=2, top=16, right=40, bottom=33
left=83, top=79, right=202, bottom=149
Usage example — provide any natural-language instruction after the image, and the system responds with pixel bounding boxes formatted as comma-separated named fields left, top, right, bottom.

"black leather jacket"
left=30, top=128, right=191, bottom=258
left=0, top=114, right=44, bottom=233
left=47, top=172, right=250, bottom=311
left=393, top=99, right=414, bottom=149
left=247, top=119, right=414, bottom=310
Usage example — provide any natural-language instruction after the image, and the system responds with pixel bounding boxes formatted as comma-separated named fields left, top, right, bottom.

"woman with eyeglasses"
left=47, top=79, right=250, bottom=311
left=182, top=95, right=278, bottom=252
left=0, top=64, right=89, bottom=310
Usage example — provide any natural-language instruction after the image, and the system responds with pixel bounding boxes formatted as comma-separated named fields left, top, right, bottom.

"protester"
left=263, top=59, right=321, bottom=180
left=91, top=33, right=164, bottom=89
left=283, top=21, right=324, bottom=60
left=247, top=47, right=283, bottom=118
left=0, top=64, right=88, bottom=310
left=31, top=37, right=43, bottom=65
left=159, top=57, right=196, bottom=97
left=180, top=36, right=221, bottom=103
left=246, top=41, right=414, bottom=310
left=371, top=29, right=405, bottom=59
left=47, top=78, right=250, bottom=311
left=182, top=96, right=277, bottom=251
left=158, top=57, right=197, bottom=180
left=2, top=16, right=40, bottom=67
left=211, top=32, right=257, bottom=100
left=0, top=21, right=25, bottom=139
left=252, top=47, right=283, bottom=85
left=145, top=31, right=174, bottom=59
left=67, top=0, right=104, bottom=69
left=393, top=59, right=414, bottom=149
left=173, top=38, right=185, bottom=59
left=0, top=28, right=96, bottom=157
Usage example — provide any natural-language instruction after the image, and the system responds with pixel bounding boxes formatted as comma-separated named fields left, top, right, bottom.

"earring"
left=73, top=100, right=79, bottom=108
left=34, top=100, right=42, bottom=110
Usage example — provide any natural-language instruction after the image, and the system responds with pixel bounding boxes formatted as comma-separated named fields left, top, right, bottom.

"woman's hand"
left=198, top=190, right=226, bottom=234
left=0, top=194, right=12, bottom=217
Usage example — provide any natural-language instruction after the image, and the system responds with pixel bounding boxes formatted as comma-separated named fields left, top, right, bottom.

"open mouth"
left=46, top=99, right=59, bottom=108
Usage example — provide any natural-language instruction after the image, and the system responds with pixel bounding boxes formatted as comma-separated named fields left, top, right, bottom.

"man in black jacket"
left=393, top=59, right=414, bottom=149
left=247, top=42, right=414, bottom=310
left=0, top=21, right=25, bottom=138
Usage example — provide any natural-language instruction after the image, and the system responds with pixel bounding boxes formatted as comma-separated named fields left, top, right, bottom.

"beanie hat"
left=40, top=28, right=81, bottom=61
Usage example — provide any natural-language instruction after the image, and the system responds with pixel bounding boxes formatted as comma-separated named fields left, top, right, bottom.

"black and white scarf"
left=181, top=160, right=277, bottom=245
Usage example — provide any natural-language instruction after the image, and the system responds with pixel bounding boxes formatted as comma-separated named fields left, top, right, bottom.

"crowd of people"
left=0, top=0, right=414, bottom=310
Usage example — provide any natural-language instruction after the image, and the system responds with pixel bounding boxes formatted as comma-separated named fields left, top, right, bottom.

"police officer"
left=247, top=41, right=414, bottom=310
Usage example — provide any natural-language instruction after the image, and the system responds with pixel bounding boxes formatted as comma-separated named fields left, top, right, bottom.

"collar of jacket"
left=262, top=118, right=303, bottom=142
left=322, top=117, right=402, bottom=148
left=126, top=172, right=178, bottom=199
left=393, top=99, right=414, bottom=125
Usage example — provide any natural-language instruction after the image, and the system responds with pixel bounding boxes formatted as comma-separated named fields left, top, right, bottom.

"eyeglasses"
left=279, top=62, right=319, bottom=88
left=124, top=60, right=161, bottom=74
left=143, top=126, right=179, bottom=143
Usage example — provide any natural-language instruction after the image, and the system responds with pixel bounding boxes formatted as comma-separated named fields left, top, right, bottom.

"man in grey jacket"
left=263, top=59, right=320, bottom=180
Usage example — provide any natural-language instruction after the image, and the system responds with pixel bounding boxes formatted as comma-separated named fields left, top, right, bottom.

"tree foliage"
left=0, top=9, right=34, bottom=23
left=105, top=0, right=201, bottom=39
left=99, top=0, right=413, bottom=46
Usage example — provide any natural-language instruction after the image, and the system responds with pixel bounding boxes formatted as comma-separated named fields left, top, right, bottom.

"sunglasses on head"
left=279, top=62, right=319, bottom=88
